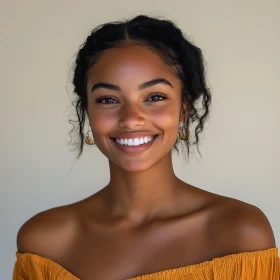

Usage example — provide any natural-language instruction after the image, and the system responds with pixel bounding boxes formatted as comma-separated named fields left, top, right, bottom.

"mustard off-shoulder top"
left=13, top=248, right=280, bottom=280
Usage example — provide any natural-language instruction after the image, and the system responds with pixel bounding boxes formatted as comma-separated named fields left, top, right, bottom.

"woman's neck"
left=104, top=153, right=183, bottom=223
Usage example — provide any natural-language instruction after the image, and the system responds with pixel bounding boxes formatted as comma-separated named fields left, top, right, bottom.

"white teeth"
left=128, top=139, right=133, bottom=146
left=133, top=138, right=140, bottom=146
left=115, top=136, right=155, bottom=146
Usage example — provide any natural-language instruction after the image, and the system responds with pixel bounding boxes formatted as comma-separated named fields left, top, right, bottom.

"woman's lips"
left=111, top=135, right=158, bottom=154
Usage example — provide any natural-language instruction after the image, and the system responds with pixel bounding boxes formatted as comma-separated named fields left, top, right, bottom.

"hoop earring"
left=178, top=121, right=189, bottom=141
left=84, top=127, right=95, bottom=145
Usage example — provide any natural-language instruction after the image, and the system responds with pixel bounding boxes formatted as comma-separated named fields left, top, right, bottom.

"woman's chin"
left=113, top=159, right=156, bottom=173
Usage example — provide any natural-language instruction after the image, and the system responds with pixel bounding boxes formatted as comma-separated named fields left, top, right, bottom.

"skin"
left=17, top=43, right=276, bottom=280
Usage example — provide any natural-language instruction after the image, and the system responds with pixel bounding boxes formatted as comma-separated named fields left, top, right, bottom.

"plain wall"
left=0, top=0, right=279, bottom=278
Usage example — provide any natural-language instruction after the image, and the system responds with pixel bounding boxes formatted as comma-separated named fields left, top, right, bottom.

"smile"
left=115, top=136, right=155, bottom=146
left=111, top=135, right=158, bottom=154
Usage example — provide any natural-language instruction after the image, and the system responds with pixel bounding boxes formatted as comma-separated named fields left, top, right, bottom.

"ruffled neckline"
left=16, top=247, right=279, bottom=280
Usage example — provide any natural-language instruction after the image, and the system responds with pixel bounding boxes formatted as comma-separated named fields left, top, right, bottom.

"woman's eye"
left=96, top=97, right=118, bottom=104
left=146, top=94, right=167, bottom=102
left=96, top=94, right=167, bottom=104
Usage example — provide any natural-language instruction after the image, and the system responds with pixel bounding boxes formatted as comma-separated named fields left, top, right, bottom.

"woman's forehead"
left=87, top=44, right=180, bottom=86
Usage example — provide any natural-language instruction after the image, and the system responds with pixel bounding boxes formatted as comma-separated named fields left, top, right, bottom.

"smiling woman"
left=13, top=15, right=280, bottom=280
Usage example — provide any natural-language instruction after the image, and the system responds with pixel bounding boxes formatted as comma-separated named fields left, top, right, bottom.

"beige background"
left=0, top=0, right=279, bottom=278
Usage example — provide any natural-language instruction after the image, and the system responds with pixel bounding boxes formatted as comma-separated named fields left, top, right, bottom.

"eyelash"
left=95, top=93, right=168, bottom=104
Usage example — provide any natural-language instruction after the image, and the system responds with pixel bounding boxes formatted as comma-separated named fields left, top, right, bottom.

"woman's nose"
left=118, top=105, right=146, bottom=129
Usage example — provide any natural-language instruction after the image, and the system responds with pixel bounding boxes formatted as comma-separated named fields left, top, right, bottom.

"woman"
left=13, top=15, right=279, bottom=279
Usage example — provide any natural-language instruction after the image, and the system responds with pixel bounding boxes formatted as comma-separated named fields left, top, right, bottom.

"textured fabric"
left=13, top=248, right=280, bottom=280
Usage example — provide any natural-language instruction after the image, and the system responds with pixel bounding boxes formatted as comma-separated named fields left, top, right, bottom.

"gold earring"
left=84, top=128, right=95, bottom=145
left=178, top=121, right=189, bottom=141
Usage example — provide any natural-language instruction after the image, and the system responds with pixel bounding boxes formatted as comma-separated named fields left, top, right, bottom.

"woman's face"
left=86, top=44, right=183, bottom=172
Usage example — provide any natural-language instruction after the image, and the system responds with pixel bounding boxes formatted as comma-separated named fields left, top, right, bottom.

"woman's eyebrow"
left=91, top=78, right=173, bottom=93
left=138, top=78, right=173, bottom=90
left=91, top=83, right=120, bottom=93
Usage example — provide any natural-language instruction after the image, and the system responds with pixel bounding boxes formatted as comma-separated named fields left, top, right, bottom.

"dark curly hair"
left=69, top=15, right=211, bottom=161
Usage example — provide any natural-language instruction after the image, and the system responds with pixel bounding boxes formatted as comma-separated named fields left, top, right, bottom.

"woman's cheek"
left=152, top=105, right=180, bottom=129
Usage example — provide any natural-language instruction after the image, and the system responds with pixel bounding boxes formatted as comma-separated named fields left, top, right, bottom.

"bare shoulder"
left=209, top=195, right=276, bottom=253
left=17, top=203, right=79, bottom=259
